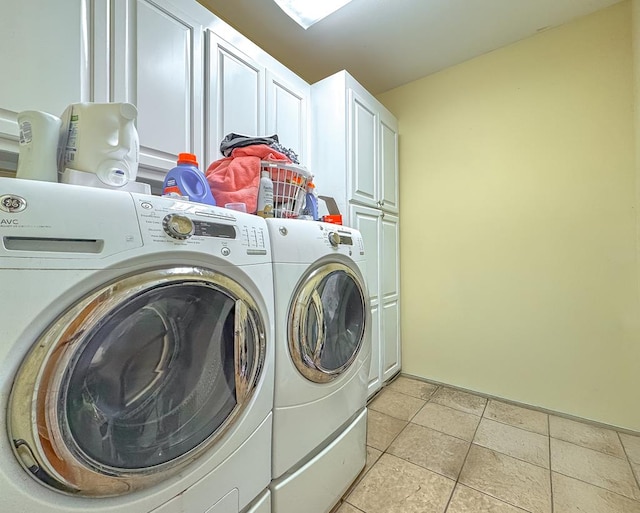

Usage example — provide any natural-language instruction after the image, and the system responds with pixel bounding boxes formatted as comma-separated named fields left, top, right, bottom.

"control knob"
left=327, top=231, right=341, bottom=247
left=163, top=214, right=195, bottom=240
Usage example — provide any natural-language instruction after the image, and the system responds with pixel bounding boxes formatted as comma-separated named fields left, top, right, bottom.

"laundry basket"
left=261, top=161, right=313, bottom=218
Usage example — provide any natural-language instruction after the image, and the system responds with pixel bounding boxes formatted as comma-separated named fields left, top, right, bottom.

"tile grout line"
left=343, top=382, right=436, bottom=511
left=552, top=435, right=634, bottom=461
left=616, top=430, right=640, bottom=498
left=481, top=414, right=547, bottom=437
left=388, top=386, right=562, bottom=471
left=377, top=385, right=442, bottom=458
left=441, top=395, right=490, bottom=512
left=552, top=468, right=640, bottom=503
left=359, top=385, right=449, bottom=511
left=470, top=441, right=551, bottom=472
left=454, top=399, right=549, bottom=512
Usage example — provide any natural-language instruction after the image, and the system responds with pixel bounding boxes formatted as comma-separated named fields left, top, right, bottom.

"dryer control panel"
left=132, top=194, right=270, bottom=263
left=318, top=223, right=366, bottom=258
left=266, top=218, right=365, bottom=264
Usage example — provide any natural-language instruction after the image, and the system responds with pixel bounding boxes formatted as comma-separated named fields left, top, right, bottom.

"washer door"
left=288, top=262, right=368, bottom=383
left=9, top=266, right=266, bottom=497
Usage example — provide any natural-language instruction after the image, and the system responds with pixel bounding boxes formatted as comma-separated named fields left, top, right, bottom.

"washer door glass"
left=289, top=263, right=367, bottom=383
left=9, top=267, right=265, bottom=497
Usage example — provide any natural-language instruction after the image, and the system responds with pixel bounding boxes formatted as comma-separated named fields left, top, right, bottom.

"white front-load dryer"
left=266, top=219, right=371, bottom=513
left=0, top=178, right=274, bottom=513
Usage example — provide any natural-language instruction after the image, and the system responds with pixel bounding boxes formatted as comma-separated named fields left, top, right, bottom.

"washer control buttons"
left=163, top=214, right=195, bottom=240
left=328, top=231, right=340, bottom=247
left=221, top=247, right=231, bottom=256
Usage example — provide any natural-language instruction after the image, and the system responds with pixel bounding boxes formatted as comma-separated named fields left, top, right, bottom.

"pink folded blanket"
left=205, top=144, right=291, bottom=213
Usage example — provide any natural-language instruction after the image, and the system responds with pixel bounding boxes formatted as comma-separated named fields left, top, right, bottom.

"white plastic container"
left=16, top=110, right=61, bottom=182
left=58, top=102, right=139, bottom=187
left=60, top=168, right=151, bottom=194
left=256, top=170, right=274, bottom=218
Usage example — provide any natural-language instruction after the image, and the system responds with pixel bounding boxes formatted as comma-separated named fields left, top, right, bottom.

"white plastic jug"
left=58, top=102, right=140, bottom=187
left=16, top=110, right=62, bottom=182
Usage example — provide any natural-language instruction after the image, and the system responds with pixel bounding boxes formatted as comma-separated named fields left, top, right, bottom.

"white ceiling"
left=197, top=0, right=623, bottom=95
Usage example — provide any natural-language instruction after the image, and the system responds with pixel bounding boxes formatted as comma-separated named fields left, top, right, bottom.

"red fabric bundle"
left=205, top=144, right=291, bottom=213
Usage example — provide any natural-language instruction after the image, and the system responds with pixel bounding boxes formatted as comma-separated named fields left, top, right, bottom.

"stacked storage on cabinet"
left=311, top=70, right=400, bottom=398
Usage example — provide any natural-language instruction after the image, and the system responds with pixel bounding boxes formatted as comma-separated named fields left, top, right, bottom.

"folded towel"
left=205, top=144, right=291, bottom=213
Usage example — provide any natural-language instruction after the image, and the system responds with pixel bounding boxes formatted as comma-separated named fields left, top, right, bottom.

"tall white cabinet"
left=311, top=70, right=401, bottom=397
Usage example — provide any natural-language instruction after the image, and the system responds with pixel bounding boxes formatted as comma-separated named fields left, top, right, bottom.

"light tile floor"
left=334, top=376, right=640, bottom=513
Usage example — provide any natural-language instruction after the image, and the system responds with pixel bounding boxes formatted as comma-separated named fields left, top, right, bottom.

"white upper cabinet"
left=311, top=70, right=398, bottom=218
left=349, top=89, right=378, bottom=208
left=0, top=0, right=310, bottom=176
left=266, top=71, right=309, bottom=165
left=379, top=110, right=399, bottom=213
left=0, top=0, right=108, bottom=153
left=112, top=0, right=206, bottom=177
left=206, top=33, right=265, bottom=162
left=206, top=36, right=310, bottom=165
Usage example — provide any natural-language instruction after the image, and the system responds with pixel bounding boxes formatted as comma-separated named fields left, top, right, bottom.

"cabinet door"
left=350, top=204, right=382, bottom=397
left=368, top=303, right=381, bottom=398
left=112, top=0, right=205, bottom=176
left=381, top=213, right=401, bottom=382
left=379, top=109, right=399, bottom=213
left=350, top=205, right=380, bottom=306
left=266, top=71, right=309, bottom=165
left=348, top=89, right=378, bottom=208
left=207, top=33, right=265, bottom=163
left=0, top=0, right=102, bottom=153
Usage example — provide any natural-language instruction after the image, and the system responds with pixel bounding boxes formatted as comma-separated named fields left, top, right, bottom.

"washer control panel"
left=133, top=195, right=269, bottom=260
left=327, top=230, right=341, bottom=247
left=162, top=214, right=195, bottom=240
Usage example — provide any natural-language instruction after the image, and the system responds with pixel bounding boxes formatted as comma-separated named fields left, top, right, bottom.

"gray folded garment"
left=270, top=141, right=300, bottom=164
left=219, top=133, right=279, bottom=157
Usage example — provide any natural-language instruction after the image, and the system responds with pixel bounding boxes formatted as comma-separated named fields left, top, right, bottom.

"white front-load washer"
left=0, top=178, right=274, bottom=513
left=266, top=219, right=371, bottom=513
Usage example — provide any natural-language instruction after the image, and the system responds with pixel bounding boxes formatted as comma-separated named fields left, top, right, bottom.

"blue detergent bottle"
left=304, top=181, right=318, bottom=220
left=162, top=153, right=216, bottom=205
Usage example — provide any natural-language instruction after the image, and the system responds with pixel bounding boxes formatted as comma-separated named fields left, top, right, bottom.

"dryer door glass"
left=65, top=282, right=239, bottom=469
left=289, top=263, right=367, bottom=383
left=8, top=267, right=266, bottom=497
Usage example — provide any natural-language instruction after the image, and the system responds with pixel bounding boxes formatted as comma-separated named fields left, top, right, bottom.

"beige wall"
left=378, top=1, right=640, bottom=431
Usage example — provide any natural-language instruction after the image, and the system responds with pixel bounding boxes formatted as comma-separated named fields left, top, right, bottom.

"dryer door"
left=288, top=262, right=368, bottom=383
left=9, top=266, right=266, bottom=497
